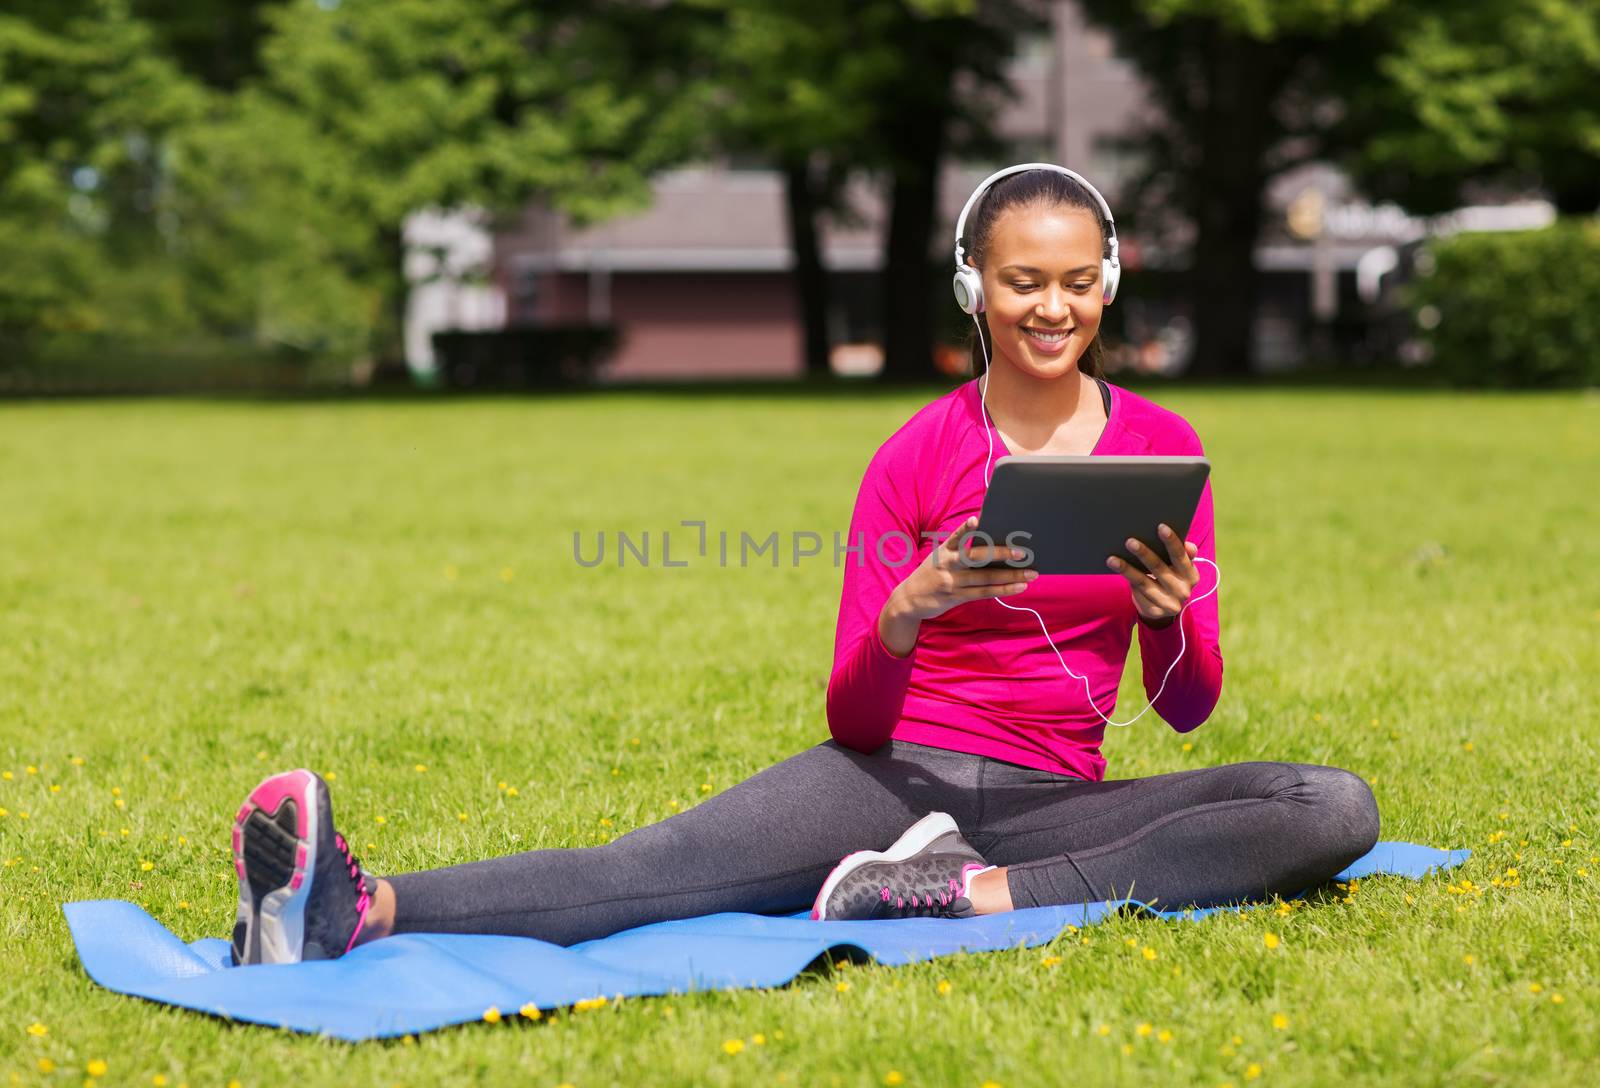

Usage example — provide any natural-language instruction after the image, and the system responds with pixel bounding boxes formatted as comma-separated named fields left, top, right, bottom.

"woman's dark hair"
left=962, top=168, right=1111, bottom=379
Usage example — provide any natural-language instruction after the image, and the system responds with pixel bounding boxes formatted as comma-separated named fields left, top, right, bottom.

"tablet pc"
left=973, top=455, right=1210, bottom=576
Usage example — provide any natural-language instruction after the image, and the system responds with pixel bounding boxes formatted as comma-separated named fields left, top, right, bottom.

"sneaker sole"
left=810, top=812, right=959, bottom=921
left=231, top=769, right=320, bottom=965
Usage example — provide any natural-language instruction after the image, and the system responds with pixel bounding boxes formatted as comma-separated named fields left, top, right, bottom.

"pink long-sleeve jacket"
left=825, top=377, right=1223, bottom=781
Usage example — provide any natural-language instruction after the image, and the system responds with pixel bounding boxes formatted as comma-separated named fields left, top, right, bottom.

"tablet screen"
left=973, top=455, right=1210, bottom=576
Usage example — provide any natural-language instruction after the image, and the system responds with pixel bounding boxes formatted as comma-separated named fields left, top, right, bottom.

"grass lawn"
left=1, top=384, right=1596, bottom=1086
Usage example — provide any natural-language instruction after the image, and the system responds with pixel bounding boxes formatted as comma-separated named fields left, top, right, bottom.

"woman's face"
left=975, top=203, right=1104, bottom=379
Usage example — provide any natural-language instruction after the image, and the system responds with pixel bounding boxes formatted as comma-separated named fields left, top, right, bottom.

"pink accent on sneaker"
left=235, top=805, right=250, bottom=826
left=232, top=827, right=241, bottom=853
left=958, top=862, right=987, bottom=898
left=246, top=769, right=316, bottom=837
left=880, top=887, right=891, bottom=902
left=296, top=845, right=307, bottom=868
left=289, top=872, right=303, bottom=890
left=235, top=859, right=246, bottom=880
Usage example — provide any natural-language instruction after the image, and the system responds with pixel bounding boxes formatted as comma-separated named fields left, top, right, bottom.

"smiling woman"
left=962, top=167, right=1115, bottom=384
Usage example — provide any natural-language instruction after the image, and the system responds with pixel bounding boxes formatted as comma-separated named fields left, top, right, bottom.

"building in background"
left=406, top=0, right=1549, bottom=383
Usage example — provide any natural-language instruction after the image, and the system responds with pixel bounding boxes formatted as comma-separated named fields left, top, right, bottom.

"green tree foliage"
left=1336, top=0, right=1600, bottom=214
left=252, top=0, right=720, bottom=363
left=0, top=0, right=204, bottom=341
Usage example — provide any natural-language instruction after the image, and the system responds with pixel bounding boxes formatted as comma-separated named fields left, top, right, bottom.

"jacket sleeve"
left=825, top=445, right=922, bottom=752
left=1134, top=431, right=1224, bottom=732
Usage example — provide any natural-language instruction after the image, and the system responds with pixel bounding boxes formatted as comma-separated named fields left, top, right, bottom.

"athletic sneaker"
left=230, top=768, right=376, bottom=966
left=811, top=812, right=994, bottom=921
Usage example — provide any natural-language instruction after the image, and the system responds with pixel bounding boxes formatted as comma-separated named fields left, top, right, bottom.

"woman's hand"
left=1107, top=522, right=1199, bottom=628
left=879, top=516, right=1037, bottom=657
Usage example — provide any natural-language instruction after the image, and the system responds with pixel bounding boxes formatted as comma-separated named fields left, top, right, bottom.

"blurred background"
left=2, top=0, right=1596, bottom=394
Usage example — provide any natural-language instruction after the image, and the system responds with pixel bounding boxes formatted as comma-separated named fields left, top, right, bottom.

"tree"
left=1078, top=0, right=1401, bottom=379
left=710, top=0, right=1036, bottom=383
left=250, top=0, right=721, bottom=366
left=1332, top=0, right=1600, bottom=215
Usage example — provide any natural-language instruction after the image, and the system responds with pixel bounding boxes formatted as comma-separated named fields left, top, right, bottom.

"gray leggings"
left=387, top=739, right=1380, bottom=946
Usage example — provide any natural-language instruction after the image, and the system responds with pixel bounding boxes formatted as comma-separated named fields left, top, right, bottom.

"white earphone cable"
left=971, top=314, right=1220, bottom=729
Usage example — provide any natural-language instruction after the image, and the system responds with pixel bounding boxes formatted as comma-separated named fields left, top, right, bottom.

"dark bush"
left=432, top=325, right=618, bottom=389
left=1408, top=219, right=1600, bottom=388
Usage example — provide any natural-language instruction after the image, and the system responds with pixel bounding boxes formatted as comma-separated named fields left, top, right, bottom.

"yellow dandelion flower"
left=1125, top=937, right=1138, bottom=947
left=38, top=1058, right=56, bottom=1073
left=414, top=764, right=427, bottom=774
left=611, top=768, right=621, bottom=776
left=1095, top=1024, right=1111, bottom=1037
left=499, top=567, right=515, bottom=582
left=700, top=783, right=712, bottom=793
left=1041, top=956, right=1062, bottom=967
left=373, top=815, right=386, bottom=825
left=26, top=1022, right=47, bottom=1037
left=1136, top=1022, right=1153, bottom=1037
left=401, top=1034, right=415, bottom=1046
left=139, top=860, right=154, bottom=872
left=153, top=1076, right=168, bottom=1086
left=1141, top=946, right=1157, bottom=960
left=519, top=1003, right=542, bottom=1020
left=1463, top=954, right=1475, bottom=965
left=483, top=1006, right=502, bottom=1023
left=0, top=808, right=7, bottom=818
left=836, top=980, right=850, bottom=993
left=981, top=1082, right=1003, bottom=1088
left=1182, top=742, right=1193, bottom=752
left=0, top=770, right=9, bottom=779
left=1551, top=993, right=1565, bottom=1004
left=87, top=1060, right=108, bottom=1077
left=227, top=1080, right=241, bottom=1088
left=1462, top=741, right=1475, bottom=752
left=1263, top=932, right=1280, bottom=949
left=752, top=1033, right=766, bottom=1046
left=1562, top=838, right=1573, bottom=847
left=1232, top=1034, right=1243, bottom=1046
left=937, top=979, right=953, bottom=995
left=1158, top=1029, right=1173, bottom=1043
left=115, top=799, right=125, bottom=809
left=1271, top=1013, right=1289, bottom=1030
left=458, top=812, right=468, bottom=822
left=26, top=765, right=37, bottom=775
left=1245, top=1063, right=1262, bottom=1080
left=1120, top=1043, right=1134, bottom=1056
left=505, top=787, right=519, bottom=797
left=722, top=1038, right=745, bottom=1055
left=1172, top=966, right=1182, bottom=977
left=600, top=818, right=613, bottom=827
left=884, top=1072, right=905, bottom=1087
left=1528, top=982, right=1542, bottom=994
left=325, top=772, right=337, bottom=782
left=178, top=901, right=189, bottom=910
left=50, top=784, right=60, bottom=794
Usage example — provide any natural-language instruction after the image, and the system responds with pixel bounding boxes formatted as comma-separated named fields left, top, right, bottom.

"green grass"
left=2, top=385, right=1597, bottom=1086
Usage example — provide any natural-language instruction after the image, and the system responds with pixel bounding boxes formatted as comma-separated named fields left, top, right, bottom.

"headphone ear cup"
left=1101, top=259, right=1120, bottom=306
left=952, top=267, right=985, bottom=315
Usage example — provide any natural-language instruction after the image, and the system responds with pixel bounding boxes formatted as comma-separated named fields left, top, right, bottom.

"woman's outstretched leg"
left=230, top=739, right=994, bottom=962
left=969, top=761, right=1381, bottom=912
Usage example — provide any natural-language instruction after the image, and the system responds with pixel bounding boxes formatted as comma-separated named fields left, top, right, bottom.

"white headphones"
left=952, top=162, right=1122, bottom=314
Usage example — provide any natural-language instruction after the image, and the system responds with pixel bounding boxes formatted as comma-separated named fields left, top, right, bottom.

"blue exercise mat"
left=64, top=840, right=1468, bottom=1042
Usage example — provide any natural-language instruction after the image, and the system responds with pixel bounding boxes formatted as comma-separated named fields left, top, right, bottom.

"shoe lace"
left=334, top=831, right=373, bottom=953
left=877, top=874, right=968, bottom=917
